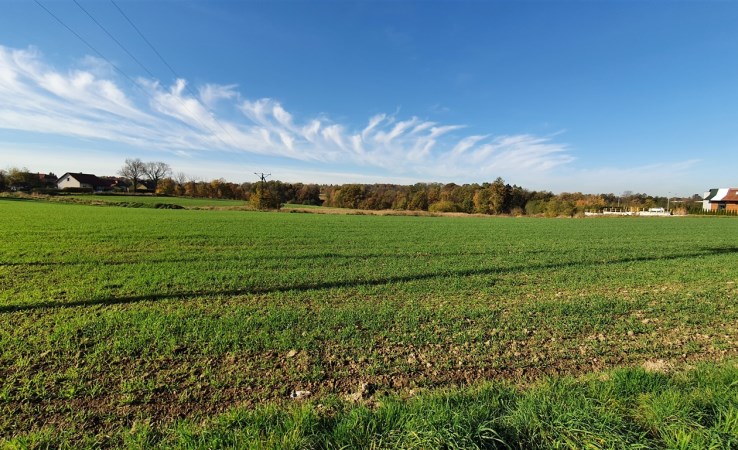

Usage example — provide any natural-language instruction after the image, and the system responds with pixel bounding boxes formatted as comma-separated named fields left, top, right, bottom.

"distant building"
left=56, top=172, right=112, bottom=191
left=138, top=179, right=156, bottom=193
left=100, top=177, right=131, bottom=192
left=703, top=188, right=738, bottom=212
left=37, top=173, right=58, bottom=188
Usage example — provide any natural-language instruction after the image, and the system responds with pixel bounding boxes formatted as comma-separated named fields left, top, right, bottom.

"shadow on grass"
left=0, top=249, right=553, bottom=268
left=2, top=246, right=737, bottom=314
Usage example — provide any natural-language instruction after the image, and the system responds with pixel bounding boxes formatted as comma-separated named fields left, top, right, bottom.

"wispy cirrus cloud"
left=0, top=44, right=575, bottom=180
left=198, top=83, right=239, bottom=109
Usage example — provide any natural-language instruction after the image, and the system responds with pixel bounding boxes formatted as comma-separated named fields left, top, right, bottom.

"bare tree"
left=173, top=171, right=189, bottom=187
left=119, top=158, right=146, bottom=193
left=143, top=161, right=172, bottom=193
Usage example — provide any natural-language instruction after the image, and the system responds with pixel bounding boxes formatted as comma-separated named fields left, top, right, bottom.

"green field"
left=1, top=198, right=737, bottom=448
left=58, top=194, right=247, bottom=208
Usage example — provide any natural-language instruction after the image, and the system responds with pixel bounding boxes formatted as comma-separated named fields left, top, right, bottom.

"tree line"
left=321, top=179, right=700, bottom=216
left=156, top=178, right=322, bottom=206
left=154, top=175, right=699, bottom=216
left=2, top=162, right=703, bottom=216
left=118, top=159, right=322, bottom=206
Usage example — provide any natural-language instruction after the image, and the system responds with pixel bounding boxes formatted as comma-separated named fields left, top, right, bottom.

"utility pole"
left=252, top=172, right=277, bottom=210
left=667, top=192, right=671, bottom=212
left=254, top=172, right=271, bottom=191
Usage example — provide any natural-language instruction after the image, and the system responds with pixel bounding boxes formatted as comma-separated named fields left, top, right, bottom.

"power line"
left=34, top=0, right=142, bottom=92
left=110, top=0, right=180, bottom=81
left=71, top=0, right=234, bottom=148
left=35, top=0, right=240, bottom=153
left=109, top=0, right=242, bottom=148
left=72, top=0, right=156, bottom=79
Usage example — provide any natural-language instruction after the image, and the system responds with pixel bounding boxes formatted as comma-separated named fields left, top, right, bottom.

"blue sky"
left=1, top=1, right=737, bottom=195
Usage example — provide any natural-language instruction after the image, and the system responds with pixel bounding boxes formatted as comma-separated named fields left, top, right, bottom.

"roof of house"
left=704, top=187, right=738, bottom=202
left=140, top=180, right=156, bottom=190
left=100, top=177, right=131, bottom=186
left=38, top=173, right=58, bottom=182
left=720, top=188, right=738, bottom=202
left=710, top=188, right=730, bottom=202
left=703, top=189, right=719, bottom=201
left=59, top=172, right=111, bottom=187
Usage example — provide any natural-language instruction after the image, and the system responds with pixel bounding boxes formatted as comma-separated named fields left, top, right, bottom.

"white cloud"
left=199, top=83, right=238, bottom=108
left=362, top=114, right=385, bottom=140
left=272, top=103, right=293, bottom=128
left=321, top=124, right=345, bottom=150
left=0, top=44, right=579, bottom=182
left=452, top=135, right=487, bottom=156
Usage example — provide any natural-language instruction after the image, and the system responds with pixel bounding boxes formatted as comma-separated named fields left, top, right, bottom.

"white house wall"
left=57, top=176, right=81, bottom=189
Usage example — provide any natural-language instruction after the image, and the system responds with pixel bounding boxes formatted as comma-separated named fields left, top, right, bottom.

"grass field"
left=57, top=194, right=247, bottom=208
left=1, top=197, right=737, bottom=448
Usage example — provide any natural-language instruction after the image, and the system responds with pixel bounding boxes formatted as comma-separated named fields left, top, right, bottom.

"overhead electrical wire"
left=34, top=0, right=241, bottom=153
left=110, top=0, right=180, bottom=83
left=33, top=0, right=143, bottom=92
left=72, top=0, right=157, bottom=79
left=70, top=0, right=237, bottom=150
left=108, top=0, right=243, bottom=148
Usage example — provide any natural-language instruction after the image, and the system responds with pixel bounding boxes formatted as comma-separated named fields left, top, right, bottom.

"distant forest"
left=2, top=166, right=702, bottom=216
left=99, top=171, right=706, bottom=216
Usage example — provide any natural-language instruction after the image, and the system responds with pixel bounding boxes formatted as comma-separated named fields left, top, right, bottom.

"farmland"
left=52, top=194, right=247, bottom=209
left=1, top=197, right=737, bottom=448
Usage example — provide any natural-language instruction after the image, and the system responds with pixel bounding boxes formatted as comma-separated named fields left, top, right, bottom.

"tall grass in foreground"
left=9, top=362, right=737, bottom=449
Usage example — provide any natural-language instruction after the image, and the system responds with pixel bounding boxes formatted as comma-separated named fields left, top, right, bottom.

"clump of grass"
left=8, top=362, right=717, bottom=449
left=152, top=203, right=185, bottom=209
left=116, top=361, right=738, bottom=449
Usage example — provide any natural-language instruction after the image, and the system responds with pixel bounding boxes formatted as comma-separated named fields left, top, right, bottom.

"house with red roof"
left=703, top=188, right=738, bottom=212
